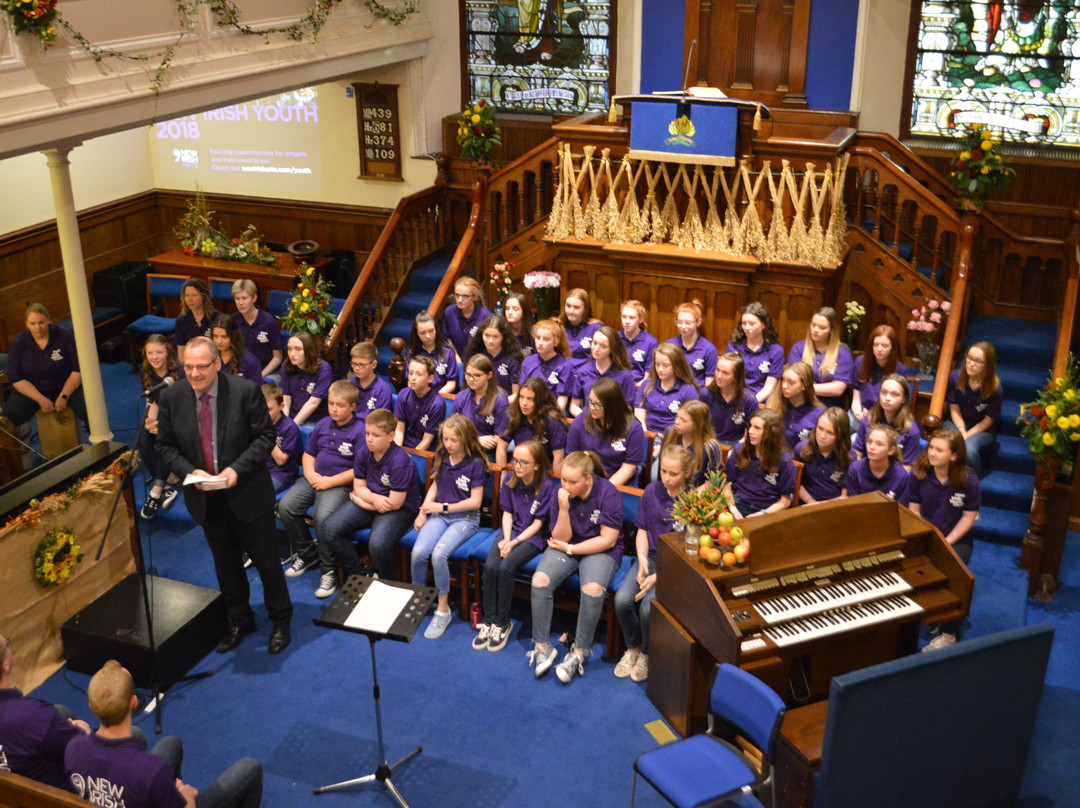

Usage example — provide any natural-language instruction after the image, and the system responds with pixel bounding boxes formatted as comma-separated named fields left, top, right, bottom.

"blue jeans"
left=531, top=547, right=618, bottom=656
left=321, top=502, right=418, bottom=580
left=152, top=735, right=262, bottom=808
left=614, top=556, right=657, bottom=652
left=482, top=539, right=541, bottom=627
left=277, top=478, right=352, bottom=574
left=140, top=427, right=169, bottom=488
left=942, top=421, right=996, bottom=477
left=411, top=511, right=480, bottom=594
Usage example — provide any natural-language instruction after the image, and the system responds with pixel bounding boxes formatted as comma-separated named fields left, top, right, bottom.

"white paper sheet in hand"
left=344, top=580, right=414, bottom=634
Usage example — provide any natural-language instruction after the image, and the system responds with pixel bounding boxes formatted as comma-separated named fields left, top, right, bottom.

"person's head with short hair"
left=364, top=409, right=397, bottom=458
left=25, top=303, right=50, bottom=341
left=408, top=355, right=436, bottom=393
left=263, top=381, right=285, bottom=422
left=349, top=342, right=379, bottom=384
left=183, top=337, right=221, bottom=395
left=88, top=660, right=135, bottom=728
left=328, top=379, right=359, bottom=425
left=231, top=279, right=259, bottom=317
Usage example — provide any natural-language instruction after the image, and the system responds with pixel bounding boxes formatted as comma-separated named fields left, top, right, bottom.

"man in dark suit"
left=156, top=337, right=293, bottom=655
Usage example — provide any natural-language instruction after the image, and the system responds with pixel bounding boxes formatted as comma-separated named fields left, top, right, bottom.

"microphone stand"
left=94, top=392, right=212, bottom=735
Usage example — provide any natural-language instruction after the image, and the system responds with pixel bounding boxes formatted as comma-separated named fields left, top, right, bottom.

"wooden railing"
left=328, top=185, right=448, bottom=355
left=427, top=178, right=486, bottom=317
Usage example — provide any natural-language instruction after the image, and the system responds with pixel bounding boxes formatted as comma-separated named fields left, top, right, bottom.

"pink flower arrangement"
left=908, top=299, right=950, bottom=345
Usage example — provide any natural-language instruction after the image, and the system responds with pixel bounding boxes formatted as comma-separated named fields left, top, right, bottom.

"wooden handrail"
left=326, top=185, right=446, bottom=352
left=924, top=213, right=978, bottom=430
left=1055, top=211, right=1080, bottom=376
left=427, top=177, right=486, bottom=317
left=848, top=146, right=960, bottom=225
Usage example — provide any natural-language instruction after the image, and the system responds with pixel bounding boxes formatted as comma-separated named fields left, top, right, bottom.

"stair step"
left=979, top=470, right=1035, bottom=512
left=999, top=365, right=1053, bottom=397
left=965, top=315, right=1057, bottom=345
left=972, top=505, right=1029, bottom=546
left=994, top=435, right=1034, bottom=473
left=397, top=292, right=434, bottom=320
left=382, top=319, right=414, bottom=342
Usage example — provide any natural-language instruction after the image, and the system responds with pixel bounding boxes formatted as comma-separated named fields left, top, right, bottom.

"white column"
left=42, top=146, right=114, bottom=444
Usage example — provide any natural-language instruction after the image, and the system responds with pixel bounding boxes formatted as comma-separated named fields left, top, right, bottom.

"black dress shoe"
left=268, top=626, right=291, bottom=655
left=215, top=622, right=256, bottom=653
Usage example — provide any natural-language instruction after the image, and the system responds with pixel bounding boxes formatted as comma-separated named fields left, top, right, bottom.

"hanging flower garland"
left=33, top=527, right=82, bottom=587
left=0, top=0, right=57, bottom=46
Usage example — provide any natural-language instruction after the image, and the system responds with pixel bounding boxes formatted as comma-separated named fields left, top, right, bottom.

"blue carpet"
left=19, top=360, right=1080, bottom=807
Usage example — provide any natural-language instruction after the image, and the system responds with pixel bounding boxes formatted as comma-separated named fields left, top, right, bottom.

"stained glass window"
left=463, top=0, right=614, bottom=115
left=909, top=1, right=1080, bottom=146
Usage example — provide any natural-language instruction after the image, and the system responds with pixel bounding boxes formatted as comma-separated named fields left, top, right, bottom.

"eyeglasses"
left=511, top=458, right=533, bottom=467
left=965, top=356, right=985, bottom=365
left=183, top=362, right=216, bottom=372
left=464, top=372, right=485, bottom=381
left=351, top=359, right=375, bottom=369
left=587, top=399, right=603, bottom=409
left=454, top=293, right=474, bottom=301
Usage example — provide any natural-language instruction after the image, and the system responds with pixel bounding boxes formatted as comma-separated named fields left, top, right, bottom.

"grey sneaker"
left=424, top=611, right=452, bottom=640
left=527, top=644, right=558, bottom=678
left=314, top=572, right=338, bottom=599
left=285, top=556, right=316, bottom=577
left=630, top=652, right=649, bottom=683
left=487, top=621, right=513, bottom=653
left=614, top=649, right=640, bottom=679
left=472, top=623, right=492, bottom=650
left=556, top=651, right=585, bottom=684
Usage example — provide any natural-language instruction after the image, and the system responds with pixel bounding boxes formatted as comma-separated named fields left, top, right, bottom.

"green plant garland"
left=364, top=0, right=418, bottom=25
left=33, top=527, right=82, bottom=587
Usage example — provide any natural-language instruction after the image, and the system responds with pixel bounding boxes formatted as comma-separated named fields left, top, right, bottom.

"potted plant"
left=456, top=99, right=502, bottom=165
left=279, top=264, right=340, bottom=342
left=670, top=471, right=730, bottom=556
left=522, top=270, right=561, bottom=320
left=1017, top=354, right=1080, bottom=474
left=948, top=124, right=1014, bottom=213
left=843, top=299, right=866, bottom=351
left=907, top=299, right=951, bottom=379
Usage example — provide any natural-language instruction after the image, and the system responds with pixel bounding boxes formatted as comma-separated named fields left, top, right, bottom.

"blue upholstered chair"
left=631, top=663, right=786, bottom=808
left=266, top=289, right=293, bottom=343
left=209, top=277, right=239, bottom=313
left=124, top=274, right=188, bottom=370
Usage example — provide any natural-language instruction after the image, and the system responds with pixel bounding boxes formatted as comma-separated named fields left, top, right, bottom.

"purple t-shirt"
left=519, top=352, right=576, bottom=398
left=564, top=321, right=603, bottom=368
left=910, top=470, right=981, bottom=537
left=170, top=308, right=219, bottom=349
left=636, top=481, right=679, bottom=555
left=407, top=345, right=458, bottom=391
left=350, top=375, right=394, bottom=421
left=443, top=303, right=492, bottom=357
left=704, top=387, right=759, bottom=444
left=504, top=414, right=568, bottom=461
left=636, top=379, right=700, bottom=433
left=620, top=329, right=659, bottom=385
left=353, top=442, right=422, bottom=512
left=681, top=439, right=725, bottom=487
left=566, top=413, right=647, bottom=478
left=787, top=340, right=854, bottom=408
left=394, top=386, right=447, bottom=448
left=854, top=417, right=923, bottom=465
left=485, top=350, right=521, bottom=395
left=0, top=688, right=83, bottom=789
left=306, top=414, right=365, bottom=477
left=433, top=454, right=486, bottom=504
left=7, top=326, right=81, bottom=400
left=853, top=355, right=911, bottom=412
left=233, top=308, right=284, bottom=369
left=667, top=334, right=718, bottom=387
left=783, top=401, right=825, bottom=449
left=267, top=414, right=303, bottom=489
left=726, top=341, right=785, bottom=396
left=280, top=360, right=333, bottom=423
left=65, top=733, right=185, bottom=808
left=572, top=362, right=637, bottom=408
left=144, top=367, right=183, bottom=405
left=555, top=474, right=625, bottom=563
left=842, top=458, right=911, bottom=505
left=799, top=449, right=851, bottom=503
left=451, top=390, right=510, bottom=438
left=501, top=476, right=557, bottom=550
left=946, top=370, right=1004, bottom=428
left=725, top=444, right=797, bottom=511
left=226, top=350, right=264, bottom=384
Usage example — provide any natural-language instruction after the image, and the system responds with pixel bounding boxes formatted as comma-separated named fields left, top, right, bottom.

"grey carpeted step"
left=971, top=504, right=1030, bottom=545
left=979, top=469, right=1036, bottom=513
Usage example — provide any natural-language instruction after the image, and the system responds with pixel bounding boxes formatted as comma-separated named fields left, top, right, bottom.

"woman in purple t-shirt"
left=528, top=451, right=624, bottom=684
left=726, top=302, right=785, bottom=403
left=475, top=440, right=556, bottom=653
left=451, top=354, right=510, bottom=457
left=842, top=423, right=911, bottom=505
left=852, top=324, right=909, bottom=424
left=944, top=341, right=1003, bottom=477
left=570, top=326, right=637, bottom=417
left=704, top=351, right=759, bottom=446
left=281, top=332, right=333, bottom=426
left=496, top=377, right=567, bottom=473
left=723, top=408, right=797, bottom=518
left=465, top=315, right=523, bottom=398
left=853, top=373, right=922, bottom=467
left=798, top=407, right=853, bottom=505
left=412, top=415, right=489, bottom=640
left=634, top=342, right=701, bottom=435
left=910, top=429, right=981, bottom=651
left=211, top=315, right=263, bottom=384
left=613, top=444, right=692, bottom=684
left=769, top=362, right=826, bottom=449
left=659, top=400, right=725, bottom=488
left=171, top=278, right=218, bottom=364
left=406, top=312, right=458, bottom=395
left=787, top=306, right=854, bottom=409
left=559, top=287, right=603, bottom=369
left=503, top=293, right=535, bottom=358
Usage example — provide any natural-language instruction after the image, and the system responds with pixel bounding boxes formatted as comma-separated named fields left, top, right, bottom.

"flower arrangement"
left=907, top=299, right=951, bottom=347
left=1, top=0, right=58, bottom=46
left=174, top=195, right=277, bottom=269
left=671, top=471, right=730, bottom=529
left=457, top=99, right=502, bottom=164
left=523, top=270, right=561, bottom=320
left=33, top=527, right=82, bottom=587
left=1017, top=354, right=1080, bottom=470
left=948, top=124, right=1014, bottom=212
left=843, top=299, right=866, bottom=350
left=490, top=261, right=514, bottom=310
left=279, top=264, right=340, bottom=338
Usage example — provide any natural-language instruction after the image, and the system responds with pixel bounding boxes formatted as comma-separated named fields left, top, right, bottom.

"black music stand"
left=312, top=575, right=437, bottom=807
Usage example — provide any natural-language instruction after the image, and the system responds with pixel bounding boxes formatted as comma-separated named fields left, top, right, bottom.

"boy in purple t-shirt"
left=262, top=382, right=303, bottom=493
left=394, top=355, right=446, bottom=450
left=278, top=380, right=364, bottom=599
left=348, top=341, right=394, bottom=423
left=322, top=409, right=422, bottom=582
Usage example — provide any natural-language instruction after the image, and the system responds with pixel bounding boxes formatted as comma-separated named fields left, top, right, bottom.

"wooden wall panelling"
left=749, top=264, right=831, bottom=349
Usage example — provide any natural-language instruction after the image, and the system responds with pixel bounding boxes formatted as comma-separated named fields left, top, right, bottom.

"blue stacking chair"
left=209, top=277, right=239, bottom=313
left=631, top=663, right=786, bottom=808
left=124, top=274, right=187, bottom=370
left=390, top=448, right=436, bottom=575
left=266, top=289, right=293, bottom=343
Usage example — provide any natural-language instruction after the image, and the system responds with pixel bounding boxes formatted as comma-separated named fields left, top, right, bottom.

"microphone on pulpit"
left=140, top=377, right=175, bottom=398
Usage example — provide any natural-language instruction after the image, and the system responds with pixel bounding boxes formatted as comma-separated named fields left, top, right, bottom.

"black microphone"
left=140, top=376, right=175, bottom=398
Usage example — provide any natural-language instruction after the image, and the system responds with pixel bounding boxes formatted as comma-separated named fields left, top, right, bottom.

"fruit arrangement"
left=697, top=510, right=751, bottom=569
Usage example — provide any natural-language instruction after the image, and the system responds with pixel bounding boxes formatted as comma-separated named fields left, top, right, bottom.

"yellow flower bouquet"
left=279, top=264, right=339, bottom=338
left=457, top=99, right=502, bottom=164
left=1017, top=354, right=1080, bottom=471
left=948, top=124, right=1014, bottom=212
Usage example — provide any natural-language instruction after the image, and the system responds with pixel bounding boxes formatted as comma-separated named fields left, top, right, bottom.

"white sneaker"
left=922, top=633, right=957, bottom=652
left=555, top=651, right=585, bottom=684
left=630, top=653, right=649, bottom=682
left=472, top=623, right=492, bottom=650
left=527, top=644, right=558, bottom=678
left=314, top=572, right=338, bottom=599
left=285, top=556, right=316, bottom=578
left=614, top=649, right=640, bottom=679
left=487, top=621, right=513, bottom=653
left=424, top=611, right=452, bottom=640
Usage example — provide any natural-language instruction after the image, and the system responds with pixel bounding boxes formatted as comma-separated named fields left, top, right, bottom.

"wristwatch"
left=60, top=393, right=68, bottom=400
left=442, top=502, right=448, bottom=513
left=567, top=544, right=573, bottom=556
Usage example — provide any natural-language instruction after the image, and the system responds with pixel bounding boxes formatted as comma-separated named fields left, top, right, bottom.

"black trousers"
left=203, top=495, right=293, bottom=629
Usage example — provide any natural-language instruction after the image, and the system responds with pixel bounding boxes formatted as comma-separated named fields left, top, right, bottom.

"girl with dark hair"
left=465, top=315, right=524, bottom=396
left=787, top=306, right=854, bottom=408
left=407, top=311, right=458, bottom=394
left=723, top=408, right=796, bottom=518
left=704, top=351, right=759, bottom=444
left=210, top=314, right=263, bottom=383
left=570, top=325, right=637, bottom=416
left=566, top=377, right=646, bottom=486
left=726, top=301, right=785, bottom=403
left=798, top=407, right=854, bottom=505
left=503, top=293, right=535, bottom=357
left=944, top=341, right=1004, bottom=477
left=451, top=354, right=510, bottom=455
left=281, top=332, right=333, bottom=426
left=497, top=376, right=568, bottom=473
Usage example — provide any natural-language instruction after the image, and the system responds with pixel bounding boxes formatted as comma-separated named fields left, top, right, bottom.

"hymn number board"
left=354, top=83, right=403, bottom=181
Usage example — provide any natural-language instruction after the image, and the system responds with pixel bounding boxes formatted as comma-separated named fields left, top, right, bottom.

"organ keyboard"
left=647, top=493, right=974, bottom=737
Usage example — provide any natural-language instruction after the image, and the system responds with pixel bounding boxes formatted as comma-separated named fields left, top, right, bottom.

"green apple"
left=699, top=534, right=714, bottom=549
left=718, top=512, right=735, bottom=529
left=730, top=526, right=744, bottom=541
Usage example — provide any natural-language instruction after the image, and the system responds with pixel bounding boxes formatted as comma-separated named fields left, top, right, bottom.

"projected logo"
left=173, top=149, right=199, bottom=169
left=666, top=115, right=696, bottom=148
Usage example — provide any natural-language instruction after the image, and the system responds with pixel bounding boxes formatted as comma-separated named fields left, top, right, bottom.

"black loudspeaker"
left=92, top=261, right=151, bottom=314
left=62, top=574, right=226, bottom=688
